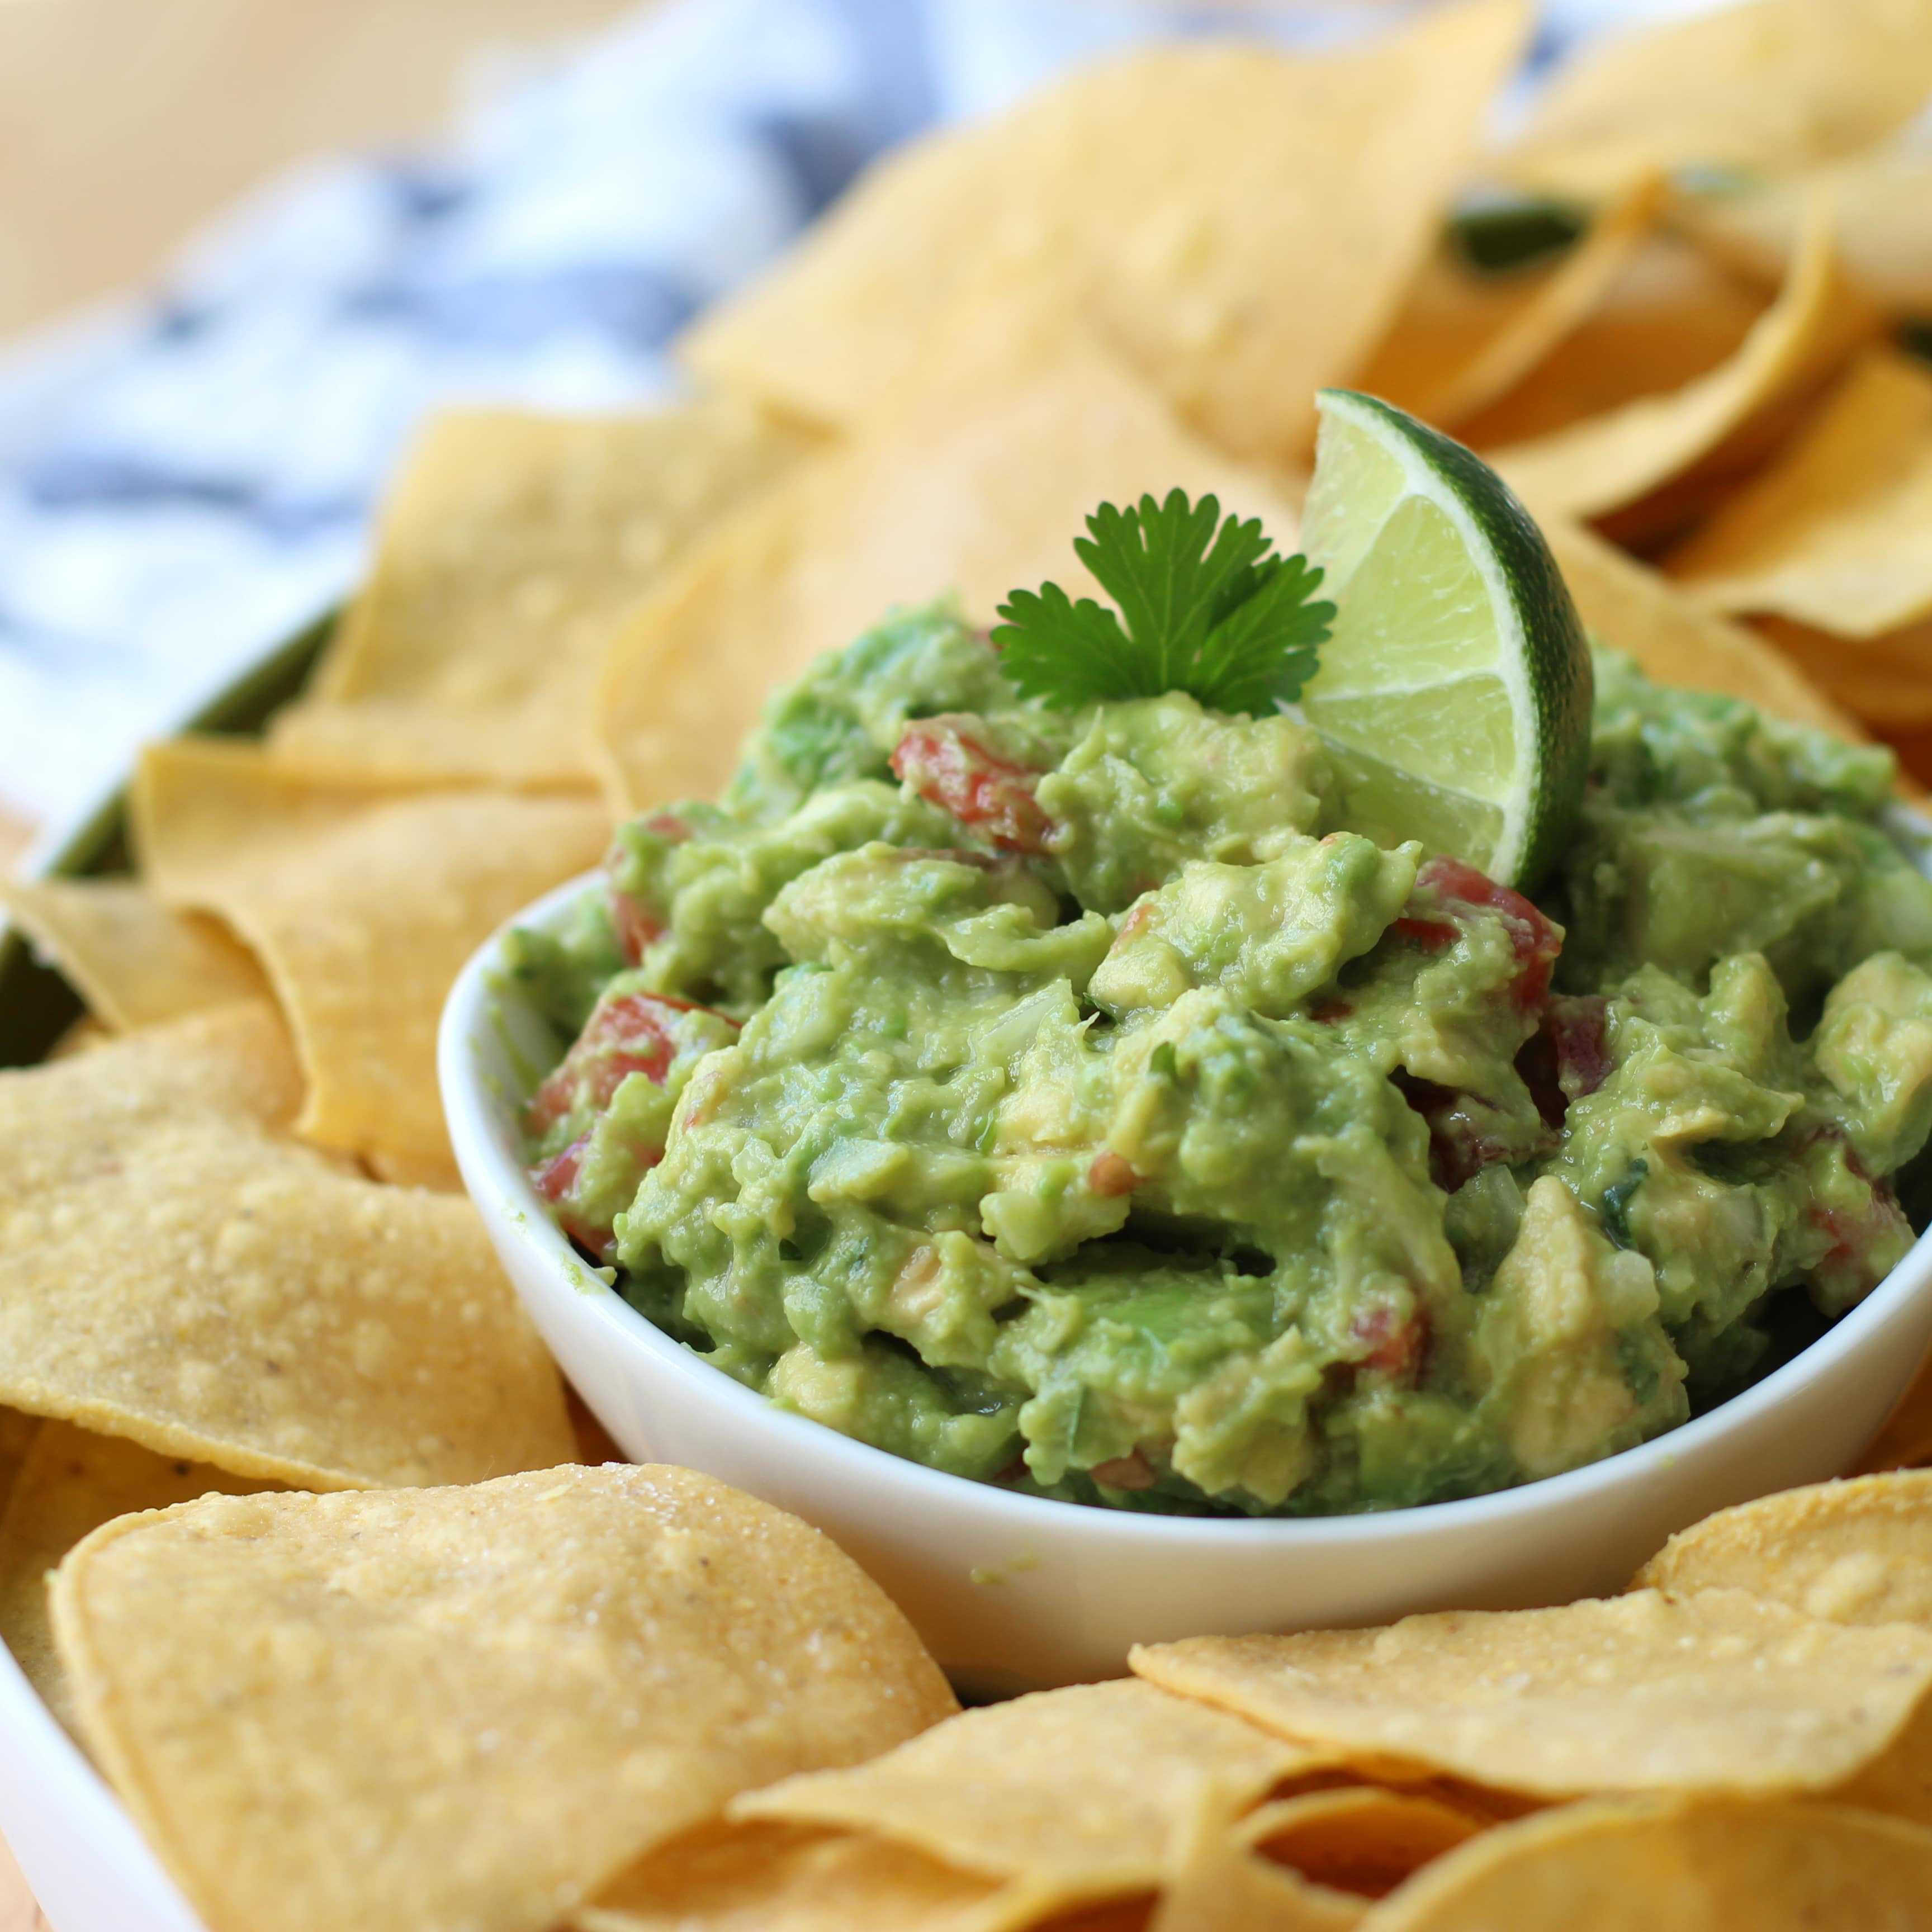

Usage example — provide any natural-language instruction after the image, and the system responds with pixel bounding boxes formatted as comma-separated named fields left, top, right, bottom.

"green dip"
left=514, top=605, right=1932, bottom=1515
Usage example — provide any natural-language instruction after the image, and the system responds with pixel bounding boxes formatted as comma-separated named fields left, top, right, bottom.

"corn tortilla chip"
left=1492, top=202, right=1872, bottom=523
left=274, top=402, right=812, bottom=788
left=1546, top=517, right=1871, bottom=741
left=1355, top=174, right=1666, bottom=430
left=594, top=342, right=1305, bottom=812
left=0, top=1410, right=40, bottom=1519
left=0, top=876, right=267, bottom=1032
left=1678, top=151, right=1932, bottom=314
left=1361, top=1796, right=1932, bottom=1931
left=682, top=0, right=1530, bottom=460
left=1667, top=350, right=1932, bottom=637
left=1751, top=613, right=1932, bottom=732
left=737, top=1679, right=1321, bottom=1904
left=0, top=1002, right=574, bottom=1489
left=365, top=1146, right=467, bottom=1191
left=1499, top=0, right=1932, bottom=200
left=132, top=739, right=610, bottom=1173
left=1454, top=236, right=1767, bottom=453
left=1859, top=1344, right=1932, bottom=1474
left=1149, top=1795, right=1365, bottom=1932
left=45, top=1016, right=111, bottom=1059
left=1151, top=1856, right=1361, bottom=1932
left=579, top=1821, right=1035, bottom=1932
left=1633, top=1471, right=1932, bottom=1631
left=52, top=1465, right=956, bottom=1932
left=1241, top=1789, right=1483, bottom=1899
left=0, top=1419, right=276, bottom=1736
left=1130, top=1588, right=1932, bottom=1813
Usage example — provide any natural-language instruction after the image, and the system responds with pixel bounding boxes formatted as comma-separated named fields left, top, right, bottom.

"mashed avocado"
left=515, top=607, right=1932, bottom=1516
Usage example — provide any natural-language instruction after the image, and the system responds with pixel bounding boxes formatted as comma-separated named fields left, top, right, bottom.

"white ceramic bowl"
left=443, top=868, right=1932, bottom=1691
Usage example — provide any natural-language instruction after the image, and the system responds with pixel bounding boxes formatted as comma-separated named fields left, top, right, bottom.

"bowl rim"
left=443, top=862, right=1932, bottom=1551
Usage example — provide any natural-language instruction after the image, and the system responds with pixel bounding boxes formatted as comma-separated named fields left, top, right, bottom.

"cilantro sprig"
left=992, top=490, right=1334, bottom=715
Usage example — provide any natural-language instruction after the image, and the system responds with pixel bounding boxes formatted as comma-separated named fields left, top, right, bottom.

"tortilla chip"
left=1455, top=236, right=1769, bottom=453
left=1678, top=150, right=1932, bottom=313
left=1148, top=1796, right=1365, bottom=1932
left=682, top=0, right=1530, bottom=460
left=1354, top=174, right=1666, bottom=430
left=0, top=1002, right=575, bottom=1489
left=131, top=740, right=609, bottom=1173
left=1130, top=1588, right=1932, bottom=1813
left=1633, top=1471, right=1932, bottom=1631
left=273, top=402, right=812, bottom=788
left=0, top=1411, right=38, bottom=1521
left=736, top=1679, right=1320, bottom=1906
left=1859, top=1345, right=1932, bottom=1473
left=45, top=1016, right=111, bottom=1059
left=1546, top=517, right=1870, bottom=741
left=1240, top=1789, right=1483, bottom=1899
left=1151, top=1856, right=1360, bottom=1932
left=594, top=341, right=1305, bottom=812
left=1491, top=201, right=1873, bottom=524
left=579, top=1821, right=1027, bottom=1932
left=51, top=1465, right=956, bottom=1932
left=1666, top=350, right=1932, bottom=637
left=0, top=876, right=267, bottom=1032
left=1359, top=1796, right=1932, bottom=1931
left=0, top=1419, right=276, bottom=1736
left=1499, top=0, right=1932, bottom=200
left=366, top=1146, right=466, bottom=1191
left=1751, top=613, right=1932, bottom=732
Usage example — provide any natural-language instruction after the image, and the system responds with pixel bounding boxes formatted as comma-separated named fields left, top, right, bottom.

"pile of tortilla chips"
left=570, top=1470, right=1932, bottom=1925
left=10, top=0, right=1932, bottom=1926
left=24, top=1465, right=1932, bottom=1929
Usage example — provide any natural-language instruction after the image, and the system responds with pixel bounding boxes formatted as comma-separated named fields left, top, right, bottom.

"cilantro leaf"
left=992, top=490, right=1334, bottom=714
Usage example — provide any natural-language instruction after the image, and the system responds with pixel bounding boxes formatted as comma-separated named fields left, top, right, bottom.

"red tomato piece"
left=1517, top=994, right=1613, bottom=1130
left=891, top=717, right=1054, bottom=855
left=1810, top=1184, right=1911, bottom=1299
left=1348, top=1301, right=1429, bottom=1384
left=529, top=1131, right=614, bottom=1257
left=608, top=886, right=664, bottom=967
left=525, top=989, right=734, bottom=1133
left=1414, top=855, right=1563, bottom=1010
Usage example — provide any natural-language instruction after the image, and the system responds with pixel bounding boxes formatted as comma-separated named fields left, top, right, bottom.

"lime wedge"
left=1297, top=389, right=1592, bottom=888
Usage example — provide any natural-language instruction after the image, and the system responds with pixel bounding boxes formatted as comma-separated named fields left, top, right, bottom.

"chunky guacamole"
left=515, top=606, right=1932, bottom=1515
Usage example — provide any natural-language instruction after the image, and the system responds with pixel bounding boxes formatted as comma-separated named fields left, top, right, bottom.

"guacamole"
left=515, top=606, right=1932, bottom=1515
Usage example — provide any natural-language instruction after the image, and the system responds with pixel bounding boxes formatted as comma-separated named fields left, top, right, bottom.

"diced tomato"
left=1390, top=915, right=1459, bottom=951
left=1517, top=994, right=1613, bottom=1129
left=525, top=989, right=735, bottom=1133
left=531, top=1133, right=586, bottom=1203
left=1090, top=1450, right=1157, bottom=1490
left=529, top=1131, right=614, bottom=1257
left=1305, top=995, right=1352, bottom=1024
left=1414, top=855, right=1563, bottom=1010
left=1087, top=1150, right=1140, bottom=1197
left=891, top=717, right=1054, bottom=855
left=1545, top=994, right=1612, bottom=1096
left=608, top=886, right=663, bottom=967
left=1347, top=1301, right=1429, bottom=1385
left=1810, top=1182, right=1911, bottom=1300
left=1391, top=1071, right=1528, bottom=1191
